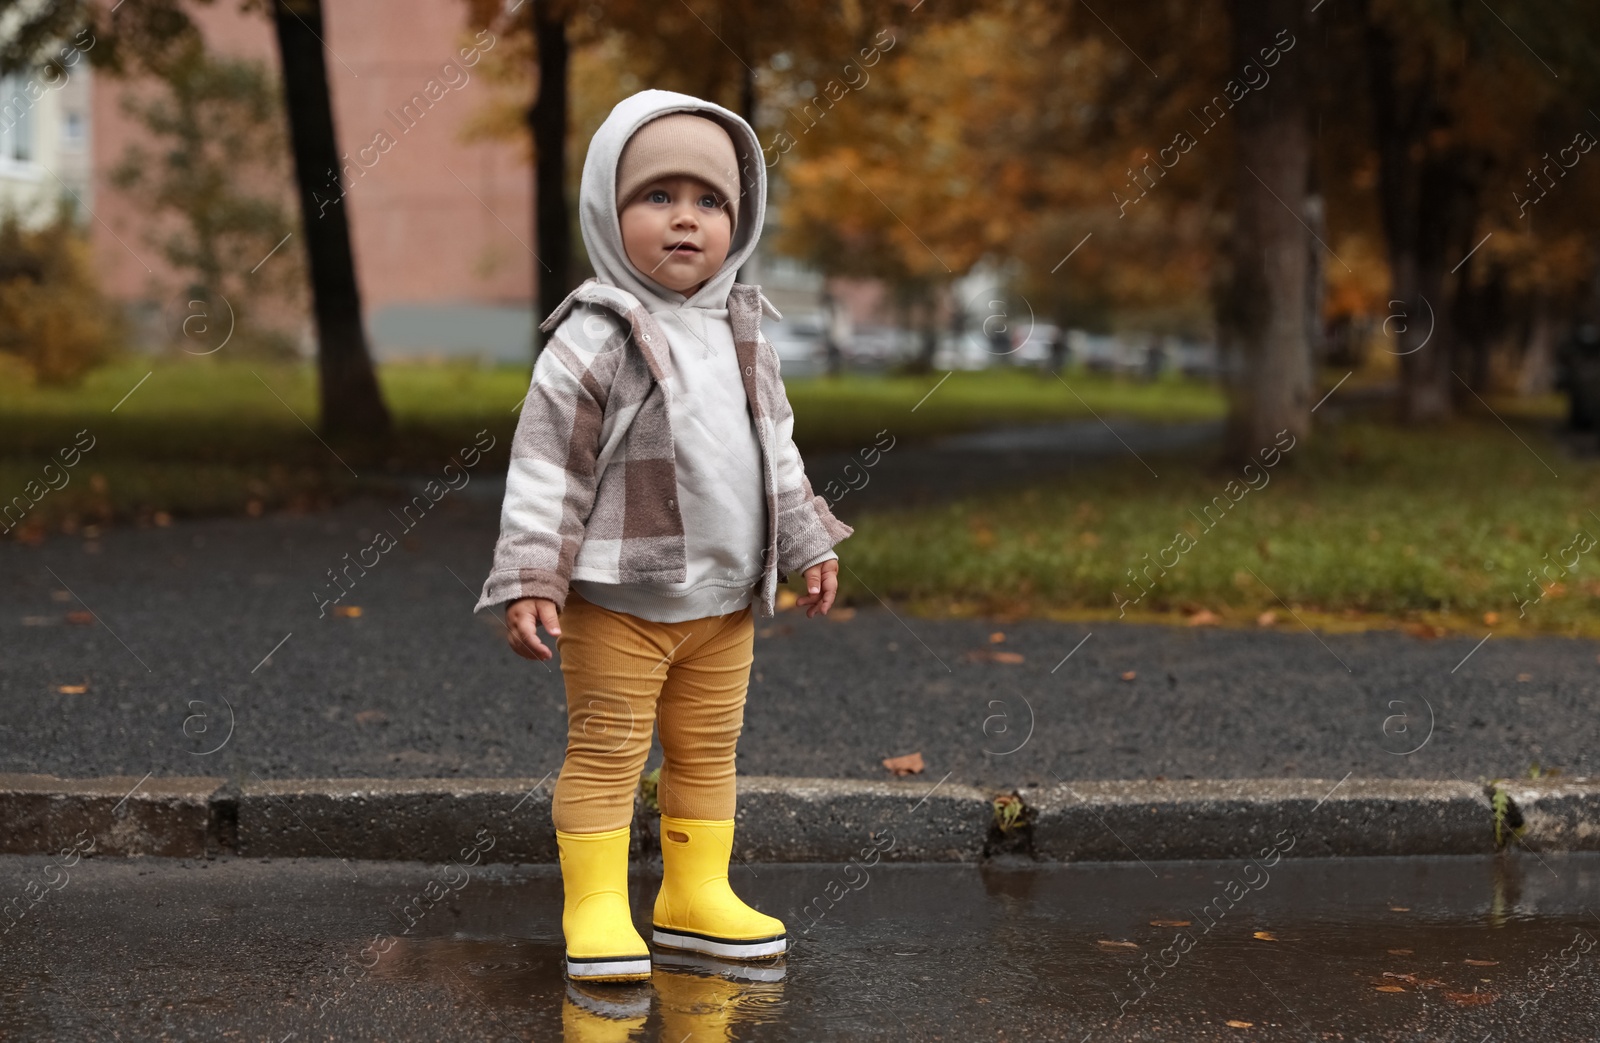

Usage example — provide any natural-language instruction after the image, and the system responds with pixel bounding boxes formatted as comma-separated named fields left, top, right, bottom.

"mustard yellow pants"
left=551, top=587, right=756, bottom=833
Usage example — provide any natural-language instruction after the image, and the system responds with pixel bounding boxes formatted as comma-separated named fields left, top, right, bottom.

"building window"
left=63, top=110, right=83, bottom=150
left=0, top=75, right=35, bottom=163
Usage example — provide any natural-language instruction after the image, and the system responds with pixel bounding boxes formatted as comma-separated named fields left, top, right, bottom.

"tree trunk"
left=528, top=0, right=571, bottom=358
left=1519, top=293, right=1558, bottom=396
left=1304, top=149, right=1326, bottom=370
left=1220, top=0, right=1312, bottom=462
left=736, top=62, right=759, bottom=286
left=271, top=0, right=390, bottom=443
left=916, top=285, right=941, bottom=373
left=1363, top=8, right=1426, bottom=418
left=1362, top=4, right=1487, bottom=423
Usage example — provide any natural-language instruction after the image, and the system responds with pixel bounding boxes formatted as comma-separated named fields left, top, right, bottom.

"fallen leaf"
left=1257, top=610, right=1278, bottom=627
left=776, top=589, right=798, bottom=610
left=1120, top=670, right=1137, bottom=681
left=1446, top=991, right=1498, bottom=1006
left=1403, top=622, right=1446, bottom=639
left=21, top=616, right=52, bottom=626
left=354, top=710, right=387, bottom=725
left=56, top=684, right=86, bottom=694
left=1224, top=1020, right=1254, bottom=1028
left=1483, top=611, right=1499, bottom=626
left=1151, top=919, right=1191, bottom=927
left=1252, top=931, right=1278, bottom=941
left=1375, top=985, right=1407, bottom=993
left=153, top=511, right=173, bottom=527
left=333, top=605, right=363, bottom=618
left=1389, top=906, right=1410, bottom=912
left=757, top=624, right=793, bottom=638
left=1388, top=949, right=1414, bottom=956
left=882, top=751, right=924, bottom=776
left=1516, top=673, right=1532, bottom=682
left=51, top=590, right=72, bottom=602
left=66, top=610, right=94, bottom=625
left=964, top=649, right=1024, bottom=664
left=1097, top=939, right=1139, bottom=950
left=1187, top=609, right=1221, bottom=627
left=827, top=606, right=857, bottom=622
left=1464, top=959, right=1498, bottom=967
left=989, top=631, right=1006, bottom=643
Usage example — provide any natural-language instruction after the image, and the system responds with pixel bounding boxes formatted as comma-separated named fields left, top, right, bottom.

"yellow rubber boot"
left=652, top=816, right=787, bottom=960
left=557, top=825, right=652, bottom=982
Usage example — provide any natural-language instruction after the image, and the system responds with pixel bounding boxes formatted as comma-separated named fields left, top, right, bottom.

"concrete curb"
left=1, top=774, right=1595, bottom=863
left=1028, top=778, right=1493, bottom=860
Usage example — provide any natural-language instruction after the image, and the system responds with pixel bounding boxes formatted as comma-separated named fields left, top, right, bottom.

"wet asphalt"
left=2, top=851, right=1597, bottom=1041
left=1, top=418, right=1596, bottom=789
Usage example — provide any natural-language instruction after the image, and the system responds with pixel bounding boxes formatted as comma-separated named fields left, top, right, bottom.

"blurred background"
left=4, top=0, right=1600, bottom=634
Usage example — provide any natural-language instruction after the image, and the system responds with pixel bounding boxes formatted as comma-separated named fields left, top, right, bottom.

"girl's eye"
left=646, top=189, right=670, bottom=203
left=699, top=194, right=720, bottom=209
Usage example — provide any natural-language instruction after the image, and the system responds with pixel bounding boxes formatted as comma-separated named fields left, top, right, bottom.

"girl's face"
left=619, top=175, right=732, bottom=295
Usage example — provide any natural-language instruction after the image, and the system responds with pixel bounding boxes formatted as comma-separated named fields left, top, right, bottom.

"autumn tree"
left=108, top=33, right=306, bottom=359
left=1, top=0, right=393, bottom=442
left=459, top=0, right=919, bottom=356
left=1357, top=0, right=1600, bottom=419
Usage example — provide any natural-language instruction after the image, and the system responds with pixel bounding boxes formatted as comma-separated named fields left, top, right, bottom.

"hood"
left=578, top=89, right=766, bottom=313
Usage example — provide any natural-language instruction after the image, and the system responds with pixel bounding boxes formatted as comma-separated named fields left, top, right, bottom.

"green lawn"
left=5, top=358, right=1594, bottom=637
left=0, top=357, right=1222, bottom=532
left=839, top=412, right=1600, bottom=636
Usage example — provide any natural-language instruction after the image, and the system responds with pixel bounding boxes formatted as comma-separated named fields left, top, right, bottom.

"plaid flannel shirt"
left=475, top=277, right=853, bottom=619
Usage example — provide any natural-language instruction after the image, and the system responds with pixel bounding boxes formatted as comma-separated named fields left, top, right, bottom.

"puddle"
left=1, top=853, right=1596, bottom=1040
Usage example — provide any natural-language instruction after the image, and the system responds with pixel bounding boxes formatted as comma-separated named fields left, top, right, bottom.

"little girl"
left=476, top=89, right=853, bottom=983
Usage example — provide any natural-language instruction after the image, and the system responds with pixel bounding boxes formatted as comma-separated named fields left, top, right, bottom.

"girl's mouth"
left=667, top=242, right=701, bottom=253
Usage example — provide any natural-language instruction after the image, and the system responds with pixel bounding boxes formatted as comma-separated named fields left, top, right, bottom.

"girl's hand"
left=506, top=597, right=561, bottom=660
left=796, top=558, right=839, bottom=618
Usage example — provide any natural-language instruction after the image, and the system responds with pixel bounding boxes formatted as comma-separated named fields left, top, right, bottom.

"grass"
left=836, top=412, right=1600, bottom=637
left=7, top=357, right=1597, bottom=637
left=0, top=357, right=1222, bottom=534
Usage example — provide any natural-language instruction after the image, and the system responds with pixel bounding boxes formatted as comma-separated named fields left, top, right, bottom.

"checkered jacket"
left=475, top=278, right=853, bottom=619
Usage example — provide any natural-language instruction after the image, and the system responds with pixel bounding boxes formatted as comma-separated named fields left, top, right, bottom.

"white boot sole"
left=565, top=954, right=653, bottom=981
left=652, top=926, right=787, bottom=960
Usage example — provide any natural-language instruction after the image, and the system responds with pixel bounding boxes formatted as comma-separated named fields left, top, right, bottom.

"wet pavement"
left=3, top=489, right=1598, bottom=789
left=2, top=851, right=1597, bottom=1041
left=806, top=418, right=1224, bottom=512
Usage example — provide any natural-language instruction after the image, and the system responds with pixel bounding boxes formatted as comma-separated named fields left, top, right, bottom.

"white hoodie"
left=567, top=89, right=836, bottom=622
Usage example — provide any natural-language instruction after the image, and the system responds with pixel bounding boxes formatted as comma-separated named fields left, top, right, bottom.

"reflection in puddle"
left=5, top=854, right=1599, bottom=1040
left=563, top=953, right=786, bottom=1042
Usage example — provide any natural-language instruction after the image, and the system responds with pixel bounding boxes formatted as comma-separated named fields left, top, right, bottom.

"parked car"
left=761, top=312, right=825, bottom=373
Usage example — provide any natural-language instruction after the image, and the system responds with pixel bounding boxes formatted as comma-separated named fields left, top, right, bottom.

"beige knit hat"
left=615, top=112, right=741, bottom=233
